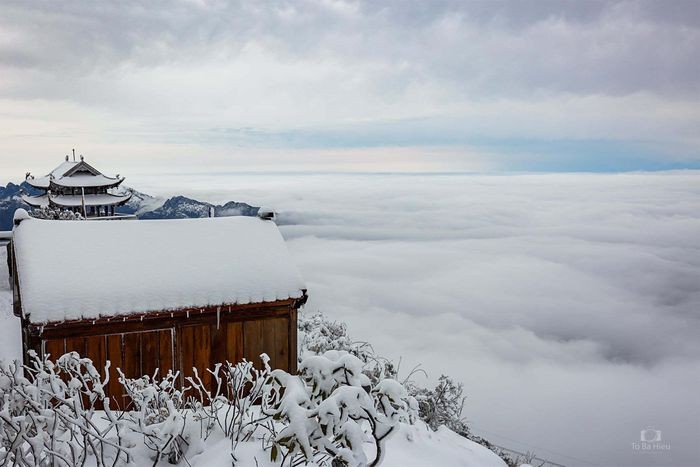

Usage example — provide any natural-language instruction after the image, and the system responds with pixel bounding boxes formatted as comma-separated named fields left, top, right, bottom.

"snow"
left=12, top=215, right=306, bottom=323
left=50, top=173, right=124, bottom=188
left=182, top=422, right=506, bottom=467
left=46, top=192, right=131, bottom=206
left=20, top=193, right=49, bottom=207
left=26, top=160, right=123, bottom=189
left=0, top=248, right=21, bottom=363
left=381, top=423, right=508, bottom=467
left=21, top=192, right=131, bottom=207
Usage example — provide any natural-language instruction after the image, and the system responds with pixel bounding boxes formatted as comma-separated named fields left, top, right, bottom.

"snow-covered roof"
left=21, top=192, right=132, bottom=208
left=49, top=193, right=131, bottom=207
left=12, top=214, right=306, bottom=324
left=25, top=160, right=124, bottom=189
left=20, top=194, right=49, bottom=208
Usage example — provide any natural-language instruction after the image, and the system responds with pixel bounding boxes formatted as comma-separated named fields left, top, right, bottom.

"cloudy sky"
left=1, top=0, right=699, bottom=178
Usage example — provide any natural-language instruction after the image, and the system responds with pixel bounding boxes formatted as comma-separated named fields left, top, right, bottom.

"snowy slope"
left=181, top=422, right=507, bottom=467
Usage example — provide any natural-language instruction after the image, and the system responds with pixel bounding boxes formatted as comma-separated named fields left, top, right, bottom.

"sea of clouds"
left=134, top=171, right=700, bottom=467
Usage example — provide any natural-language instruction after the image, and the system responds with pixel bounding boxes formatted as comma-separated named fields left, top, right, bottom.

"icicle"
left=92, top=320, right=95, bottom=325
left=186, top=310, right=190, bottom=318
left=140, top=315, right=143, bottom=321
left=216, top=306, right=221, bottom=330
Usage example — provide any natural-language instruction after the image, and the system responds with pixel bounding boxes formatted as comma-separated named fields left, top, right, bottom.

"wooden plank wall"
left=179, top=316, right=290, bottom=391
left=40, top=313, right=295, bottom=405
left=44, top=328, right=175, bottom=409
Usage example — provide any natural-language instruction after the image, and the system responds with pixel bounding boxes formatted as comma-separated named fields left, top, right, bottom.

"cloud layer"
left=137, top=171, right=700, bottom=466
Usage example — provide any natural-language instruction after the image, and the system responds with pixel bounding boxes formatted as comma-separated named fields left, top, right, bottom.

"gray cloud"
left=1, top=0, right=698, bottom=98
left=0, top=0, right=698, bottom=170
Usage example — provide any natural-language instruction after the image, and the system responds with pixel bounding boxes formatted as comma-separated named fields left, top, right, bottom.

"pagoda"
left=22, top=152, right=131, bottom=217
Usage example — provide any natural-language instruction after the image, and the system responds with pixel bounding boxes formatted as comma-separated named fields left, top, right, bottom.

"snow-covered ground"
left=182, top=423, right=505, bottom=467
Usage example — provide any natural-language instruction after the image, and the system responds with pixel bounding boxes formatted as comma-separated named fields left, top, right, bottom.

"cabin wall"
left=25, top=305, right=298, bottom=408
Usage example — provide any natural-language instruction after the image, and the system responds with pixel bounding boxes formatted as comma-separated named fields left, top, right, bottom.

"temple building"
left=22, top=154, right=131, bottom=217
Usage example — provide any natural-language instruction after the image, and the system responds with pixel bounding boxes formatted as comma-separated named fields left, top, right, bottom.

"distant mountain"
left=0, top=182, right=260, bottom=230
left=139, top=195, right=259, bottom=219
left=0, top=182, right=44, bottom=231
left=115, top=187, right=166, bottom=216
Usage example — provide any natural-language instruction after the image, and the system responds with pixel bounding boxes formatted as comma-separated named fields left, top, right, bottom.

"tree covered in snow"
left=30, top=207, right=84, bottom=220
left=298, top=311, right=398, bottom=385
left=409, top=375, right=469, bottom=437
left=299, top=312, right=473, bottom=441
left=262, top=350, right=417, bottom=466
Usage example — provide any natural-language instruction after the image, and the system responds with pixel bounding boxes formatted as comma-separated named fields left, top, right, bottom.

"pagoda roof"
left=25, top=159, right=124, bottom=189
left=21, top=192, right=132, bottom=208
left=11, top=213, right=306, bottom=324
left=20, top=194, right=49, bottom=208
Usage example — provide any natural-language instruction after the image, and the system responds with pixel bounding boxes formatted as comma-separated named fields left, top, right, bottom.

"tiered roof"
left=22, top=157, right=130, bottom=210
left=25, top=159, right=125, bottom=190
left=22, top=193, right=132, bottom=208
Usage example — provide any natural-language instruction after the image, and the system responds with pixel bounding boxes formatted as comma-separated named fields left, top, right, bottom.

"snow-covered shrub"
left=0, top=351, right=130, bottom=466
left=31, top=207, right=84, bottom=220
left=409, top=375, right=469, bottom=437
left=299, top=311, right=398, bottom=384
left=185, top=357, right=272, bottom=443
left=298, top=311, right=485, bottom=453
left=118, top=369, right=189, bottom=464
left=0, top=342, right=420, bottom=466
left=262, top=351, right=418, bottom=467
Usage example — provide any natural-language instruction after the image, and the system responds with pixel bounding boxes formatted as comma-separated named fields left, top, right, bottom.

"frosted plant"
left=261, top=351, right=418, bottom=467
left=31, top=207, right=84, bottom=220
left=298, top=311, right=398, bottom=384
left=0, top=349, right=418, bottom=467
left=118, top=369, right=190, bottom=464
left=410, top=375, right=469, bottom=437
left=0, top=351, right=130, bottom=466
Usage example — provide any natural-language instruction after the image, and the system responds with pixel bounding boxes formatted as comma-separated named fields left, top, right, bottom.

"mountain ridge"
left=0, top=182, right=260, bottom=230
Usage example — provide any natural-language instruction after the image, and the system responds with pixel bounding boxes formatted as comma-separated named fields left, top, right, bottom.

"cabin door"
left=42, top=328, right=176, bottom=409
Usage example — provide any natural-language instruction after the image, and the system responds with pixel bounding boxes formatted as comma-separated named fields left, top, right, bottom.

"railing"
left=84, top=214, right=137, bottom=221
left=490, top=443, right=567, bottom=467
left=0, top=231, right=11, bottom=245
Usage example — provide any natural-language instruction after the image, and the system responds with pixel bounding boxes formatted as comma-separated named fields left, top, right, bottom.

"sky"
left=1, top=0, right=699, bottom=178
left=133, top=171, right=700, bottom=467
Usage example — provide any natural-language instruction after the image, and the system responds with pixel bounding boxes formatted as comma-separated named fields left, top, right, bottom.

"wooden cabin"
left=9, top=209, right=306, bottom=407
